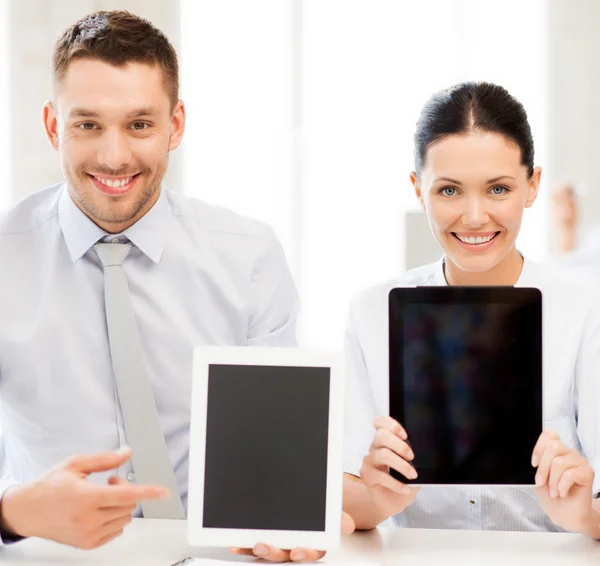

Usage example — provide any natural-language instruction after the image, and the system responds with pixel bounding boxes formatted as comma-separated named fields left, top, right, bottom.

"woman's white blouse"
left=344, top=257, right=600, bottom=531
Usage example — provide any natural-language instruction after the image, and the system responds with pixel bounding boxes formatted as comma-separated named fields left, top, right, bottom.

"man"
left=0, top=10, right=323, bottom=558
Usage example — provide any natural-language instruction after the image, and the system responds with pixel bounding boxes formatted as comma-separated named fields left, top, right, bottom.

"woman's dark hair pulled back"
left=414, top=82, right=534, bottom=178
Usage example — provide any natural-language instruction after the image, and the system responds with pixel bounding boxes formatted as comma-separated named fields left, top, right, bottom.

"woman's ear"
left=525, top=166, right=542, bottom=208
left=410, top=171, right=426, bottom=211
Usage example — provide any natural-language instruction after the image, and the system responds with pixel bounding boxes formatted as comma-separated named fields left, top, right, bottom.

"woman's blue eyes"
left=439, top=185, right=509, bottom=196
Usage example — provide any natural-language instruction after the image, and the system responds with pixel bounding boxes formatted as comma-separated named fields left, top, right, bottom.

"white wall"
left=180, top=0, right=550, bottom=348
left=546, top=0, right=600, bottom=250
left=180, top=0, right=296, bottom=265
left=0, top=0, right=8, bottom=210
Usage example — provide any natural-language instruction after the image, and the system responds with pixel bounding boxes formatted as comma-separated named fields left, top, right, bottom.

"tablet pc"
left=187, top=347, right=344, bottom=549
left=389, top=287, right=542, bottom=486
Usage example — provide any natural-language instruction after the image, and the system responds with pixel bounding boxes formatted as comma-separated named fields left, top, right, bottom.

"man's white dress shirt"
left=0, top=183, right=298, bottom=515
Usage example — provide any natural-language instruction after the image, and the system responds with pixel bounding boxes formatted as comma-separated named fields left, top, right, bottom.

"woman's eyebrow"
left=433, top=175, right=517, bottom=184
left=486, top=175, right=517, bottom=183
left=434, top=177, right=462, bottom=184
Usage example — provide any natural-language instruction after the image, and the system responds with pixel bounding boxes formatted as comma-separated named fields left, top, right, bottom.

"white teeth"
left=456, top=233, right=496, bottom=244
left=94, top=176, right=132, bottom=188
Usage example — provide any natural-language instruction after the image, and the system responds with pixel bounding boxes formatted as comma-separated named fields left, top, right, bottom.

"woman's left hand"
left=532, top=429, right=595, bottom=533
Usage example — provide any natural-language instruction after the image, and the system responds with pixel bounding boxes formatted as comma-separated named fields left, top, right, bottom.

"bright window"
left=180, top=0, right=295, bottom=260
left=0, top=0, right=8, bottom=211
left=181, top=0, right=547, bottom=348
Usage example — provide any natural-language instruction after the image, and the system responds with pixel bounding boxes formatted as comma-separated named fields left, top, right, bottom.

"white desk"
left=1, top=519, right=599, bottom=565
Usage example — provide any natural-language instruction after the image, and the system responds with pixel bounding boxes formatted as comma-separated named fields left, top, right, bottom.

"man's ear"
left=43, top=101, right=60, bottom=151
left=168, top=99, right=186, bottom=151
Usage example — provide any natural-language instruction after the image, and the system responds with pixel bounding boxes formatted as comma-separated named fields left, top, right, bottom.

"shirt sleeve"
left=574, top=292, right=600, bottom=497
left=246, top=227, right=299, bottom=347
left=343, top=299, right=378, bottom=478
left=0, top=479, right=24, bottom=545
left=0, top=389, right=22, bottom=544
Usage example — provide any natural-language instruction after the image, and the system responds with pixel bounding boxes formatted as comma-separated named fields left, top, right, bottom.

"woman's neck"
left=443, top=248, right=524, bottom=286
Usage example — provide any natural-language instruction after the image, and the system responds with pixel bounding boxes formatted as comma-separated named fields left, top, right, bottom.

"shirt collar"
left=122, top=188, right=171, bottom=264
left=435, top=253, right=532, bottom=287
left=514, top=256, right=537, bottom=287
left=58, top=184, right=171, bottom=264
left=59, top=186, right=105, bottom=263
left=433, top=256, right=448, bottom=285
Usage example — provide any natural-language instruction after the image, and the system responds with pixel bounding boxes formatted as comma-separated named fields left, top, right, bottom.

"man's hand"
left=359, top=416, right=419, bottom=518
left=0, top=447, right=170, bottom=549
left=532, top=430, right=596, bottom=534
left=228, top=512, right=355, bottom=563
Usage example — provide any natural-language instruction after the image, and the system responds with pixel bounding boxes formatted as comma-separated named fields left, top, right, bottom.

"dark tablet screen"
left=389, top=287, right=542, bottom=485
left=202, top=364, right=330, bottom=530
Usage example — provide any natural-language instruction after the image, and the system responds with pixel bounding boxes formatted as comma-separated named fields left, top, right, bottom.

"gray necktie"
left=95, top=243, right=185, bottom=519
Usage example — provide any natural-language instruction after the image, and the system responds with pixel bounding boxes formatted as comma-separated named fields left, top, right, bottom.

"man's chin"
left=68, top=175, right=162, bottom=228
left=76, top=199, right=145, bottom=228
left=92, top=213, right=140, bottom=228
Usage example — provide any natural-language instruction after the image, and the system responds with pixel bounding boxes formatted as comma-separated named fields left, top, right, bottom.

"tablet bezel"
left=388, top=286, right=543, bottom=487
left=187, top=346, right=344, bottom=549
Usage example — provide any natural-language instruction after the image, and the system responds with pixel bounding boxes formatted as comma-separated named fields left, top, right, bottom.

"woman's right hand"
left=359, top=416, right=420, bottom=519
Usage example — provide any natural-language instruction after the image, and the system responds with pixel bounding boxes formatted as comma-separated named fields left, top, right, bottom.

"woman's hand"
left=359, top=416, right=420, bottom=519
left=532, top=429, right=595, bottom=534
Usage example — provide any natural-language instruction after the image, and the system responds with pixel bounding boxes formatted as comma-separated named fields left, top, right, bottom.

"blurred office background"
left=0, top=0, right=597, bottom=347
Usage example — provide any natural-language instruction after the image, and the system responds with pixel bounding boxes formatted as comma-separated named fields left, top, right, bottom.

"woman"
left=342, top=82, right=600, bottom=536
left=230, top=82, right=599, bottom=563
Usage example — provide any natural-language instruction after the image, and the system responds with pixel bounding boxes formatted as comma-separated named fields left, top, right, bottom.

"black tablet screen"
left=389, top=287, right=542, bottom=485
left=202, top=364, right=330, bottom=530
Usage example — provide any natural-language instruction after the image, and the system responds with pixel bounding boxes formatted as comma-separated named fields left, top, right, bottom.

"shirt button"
left=127, top=472, right=135, bottom=482
left=470, top=499, right=476, bottom=505
left=110, top=237, right=121, bottom=244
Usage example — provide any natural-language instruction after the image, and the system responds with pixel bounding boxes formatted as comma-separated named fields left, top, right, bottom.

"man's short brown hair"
left=53, top=10, right=179, bottom=108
